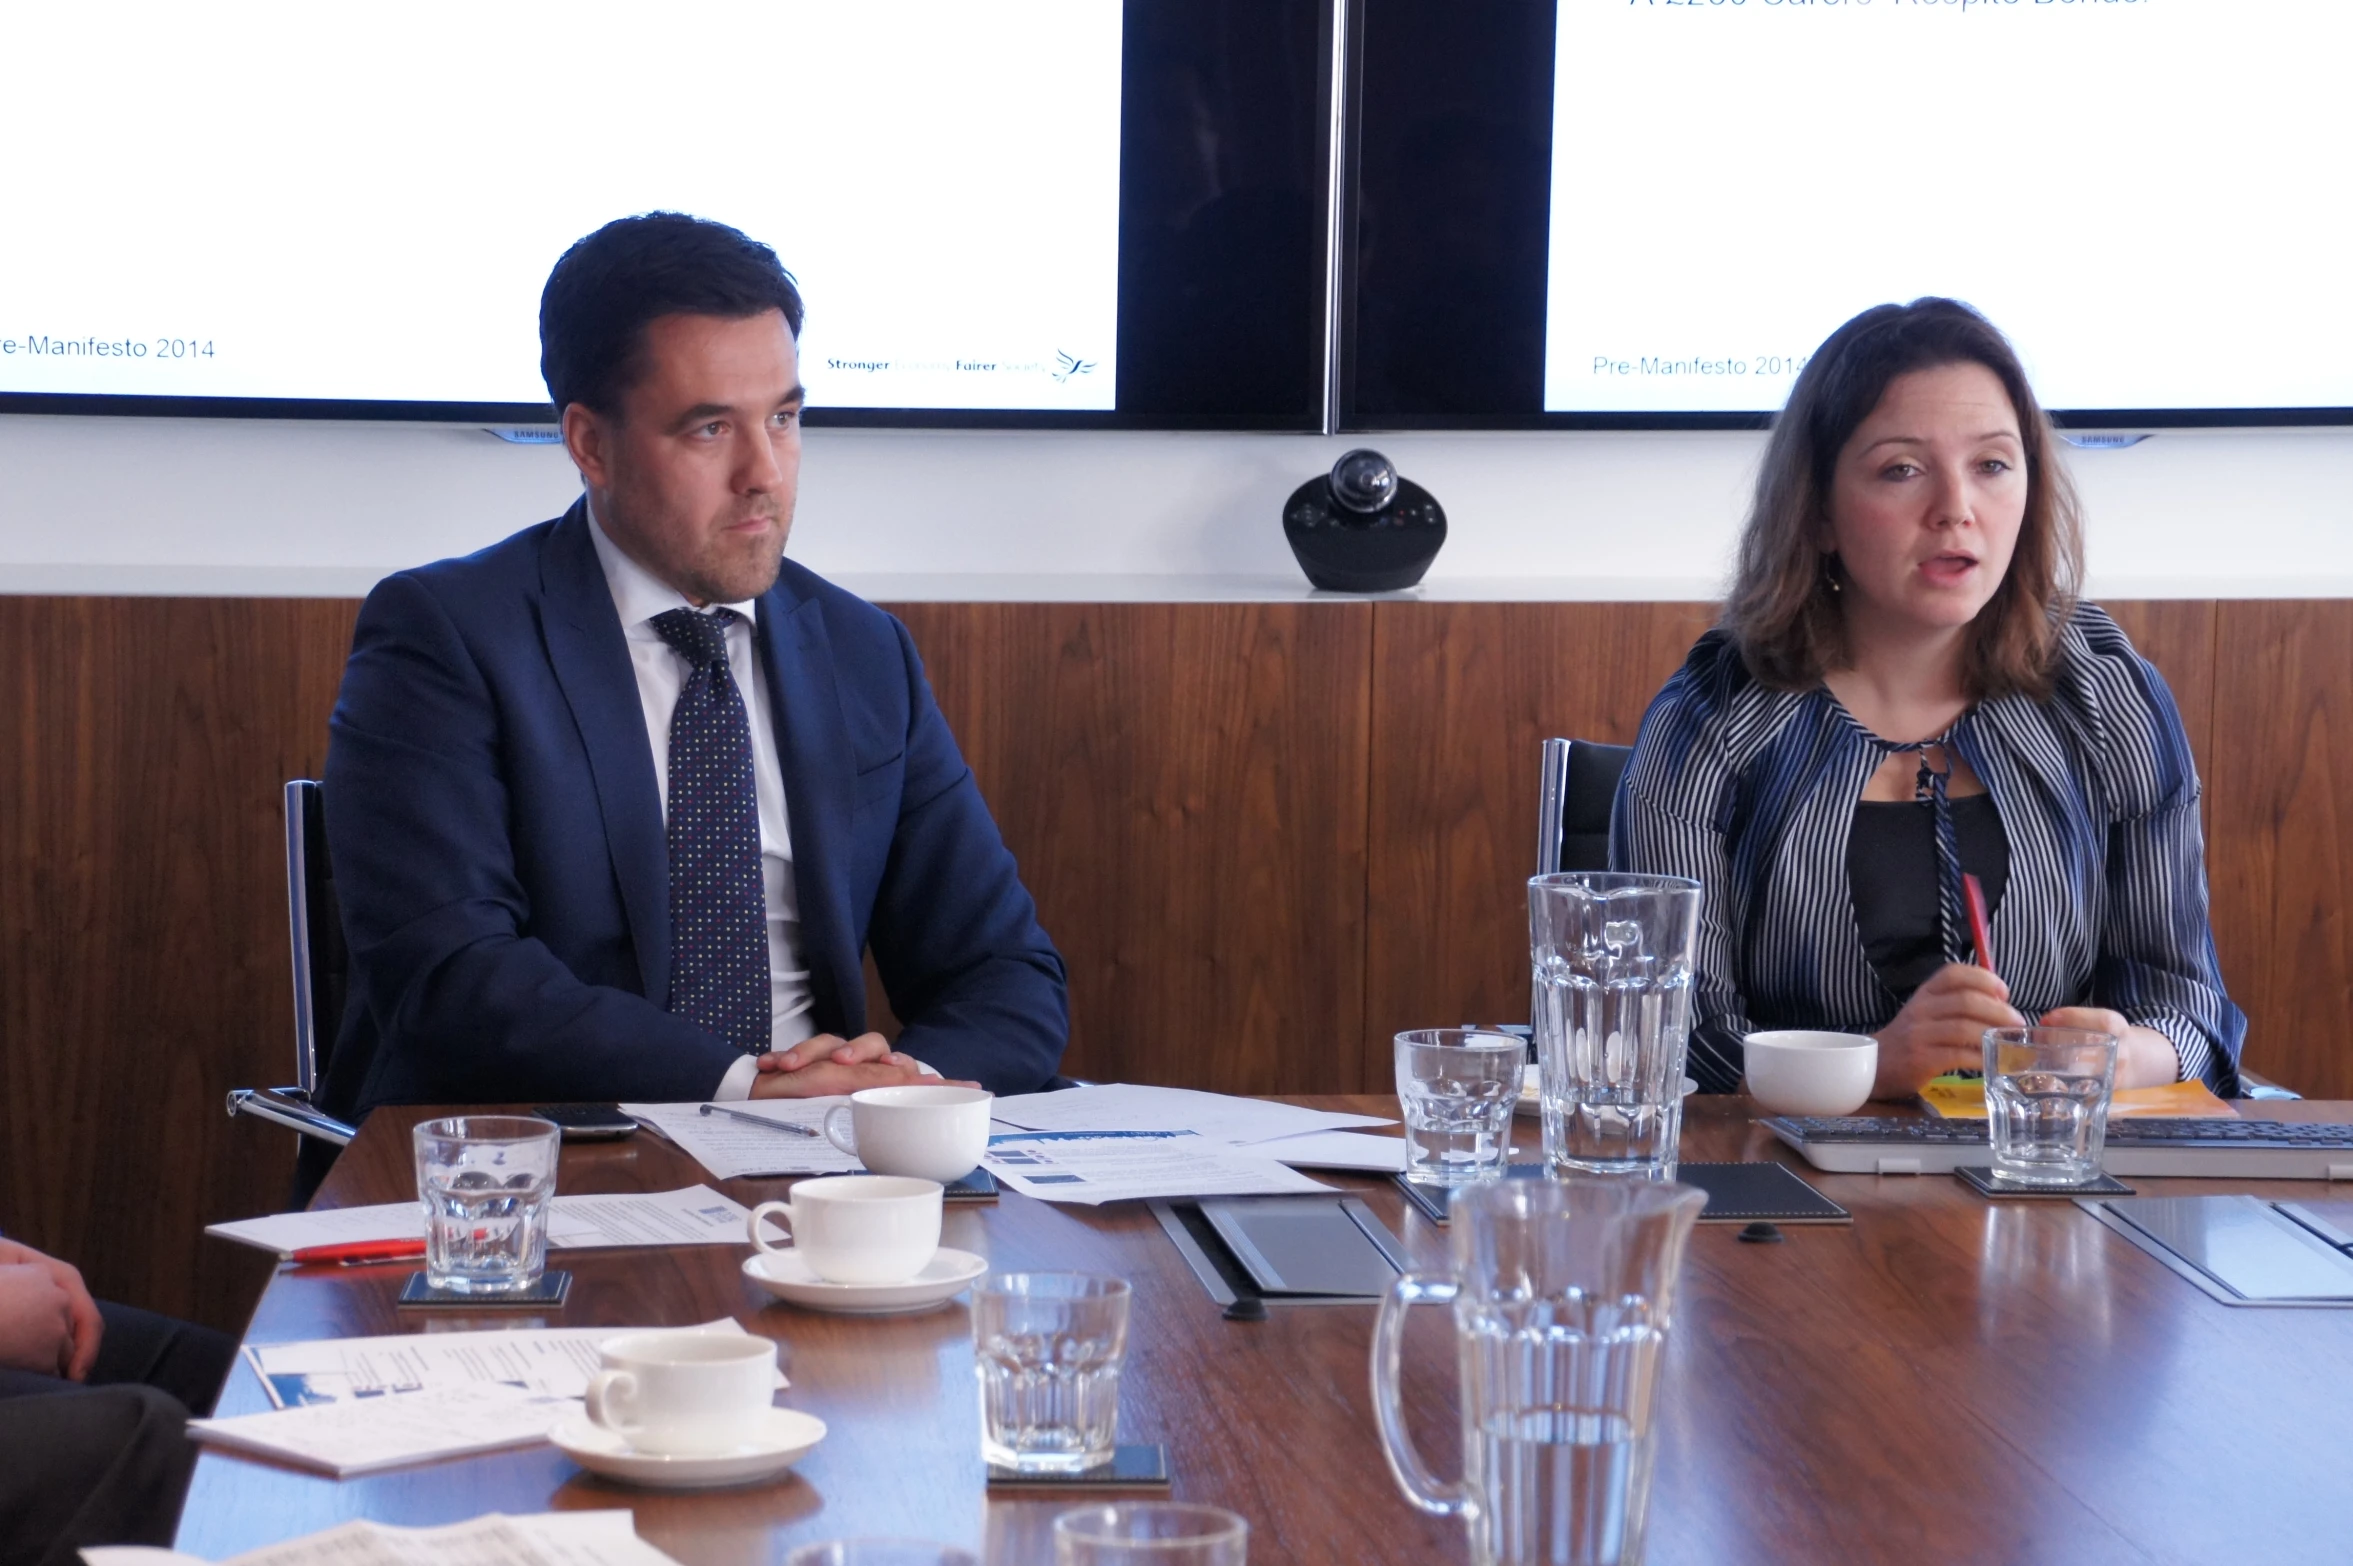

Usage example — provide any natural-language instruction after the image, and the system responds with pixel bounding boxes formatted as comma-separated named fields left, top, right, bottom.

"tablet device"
left=531, top=1104, right=638, bottom=1141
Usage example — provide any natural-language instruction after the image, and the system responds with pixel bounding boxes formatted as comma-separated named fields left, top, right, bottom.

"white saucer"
left=742, top=1246, right=989, bottom=1314
left=1517, top=1066, right=1702, bottom=1114
left=551, top=1406, right=825, bottom=1489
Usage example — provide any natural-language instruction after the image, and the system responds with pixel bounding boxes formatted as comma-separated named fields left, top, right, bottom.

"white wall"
left=2, top=413, right=2349, bottom=600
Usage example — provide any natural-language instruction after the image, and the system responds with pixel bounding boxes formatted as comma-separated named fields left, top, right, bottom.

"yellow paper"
left=1919, top=1075, right=2237, bottom=1120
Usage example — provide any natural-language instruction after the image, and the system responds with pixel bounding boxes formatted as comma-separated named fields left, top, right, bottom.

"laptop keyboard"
left=1775, top=1117, right=2353, bottom=1150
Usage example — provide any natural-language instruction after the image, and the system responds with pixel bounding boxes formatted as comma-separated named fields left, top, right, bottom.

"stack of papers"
left=195, top=1321, right=780, bottom=1477
left=239, top=1319, right=776, bottom=1409
left=990, top=1084, right=1393, bottom=1143
left=619, top=1100, right=865, bottom=1179
left=984, top=1130, right=1341, bottom=1204
left=187, top=1382, right=568, bottom=1476
left=979, top=1084, right=1405, bottom=1204
left=84, top=1509, right=682, bottom=1566
left=612, top=1086, right=1408, bottom=1199
left=206, top=1186, right=759, bottom=1257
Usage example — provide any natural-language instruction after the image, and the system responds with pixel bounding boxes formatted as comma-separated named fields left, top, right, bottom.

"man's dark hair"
left=539, top=212, right=804, bottom=416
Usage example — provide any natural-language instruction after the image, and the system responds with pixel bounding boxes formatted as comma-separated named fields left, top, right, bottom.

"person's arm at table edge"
left=2078, top=623, right=2247, bottom=1095
left=861, top=615, right=1069, bottom=1095
left=1611, top=672, right=1756, bottom=1096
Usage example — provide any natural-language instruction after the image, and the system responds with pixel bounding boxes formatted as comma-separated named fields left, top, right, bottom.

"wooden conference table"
left=179, top=1099, right=2353, bottom=1565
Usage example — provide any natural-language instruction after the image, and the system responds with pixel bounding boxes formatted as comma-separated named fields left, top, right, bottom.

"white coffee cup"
left=583, top=1330, right=778, bottom=1456
left=748, top=1174, right=943, bottom=1285
left=822, top=1084, right=993, bottom=1184
left=1742, top=1030, right=1880, bottom=1117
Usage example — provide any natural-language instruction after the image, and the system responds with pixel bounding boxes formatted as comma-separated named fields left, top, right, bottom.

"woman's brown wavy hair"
left=1721, top=298, right=2084, bottom=699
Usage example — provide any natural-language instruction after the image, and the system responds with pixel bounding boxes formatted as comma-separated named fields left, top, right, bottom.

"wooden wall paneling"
left=889, top=603, right=1374, bottom=1095
left=0, top=597, right=356, bottom=1332
left=2205, top=601, right=2353, bottom=1100
left=1361, top=602, right=1719, bottom=1085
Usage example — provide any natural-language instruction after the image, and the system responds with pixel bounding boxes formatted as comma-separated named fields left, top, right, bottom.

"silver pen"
left=698, top=1102, right=822, bottom=1138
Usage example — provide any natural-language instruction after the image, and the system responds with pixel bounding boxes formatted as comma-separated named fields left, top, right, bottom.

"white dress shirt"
left=587, top=502, right=818, bottom=1099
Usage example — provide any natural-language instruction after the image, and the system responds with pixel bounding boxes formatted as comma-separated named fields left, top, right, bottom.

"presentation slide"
left=0, top=2, right=1120, bottom=412
left=1543, top=1, right=2350, bottom=415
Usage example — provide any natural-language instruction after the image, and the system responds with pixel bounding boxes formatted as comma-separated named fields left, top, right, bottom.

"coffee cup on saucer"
left=583, top=1330, right=778, bottom=1456
left=748, top=1174, right=943, bottom=1285
left=1742, top=1030, right=1879, bottom=1117
left=822, top=1085, right=992, bottom=1183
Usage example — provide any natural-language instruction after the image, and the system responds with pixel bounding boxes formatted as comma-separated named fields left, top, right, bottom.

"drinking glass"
left=1054, top=1504, right=1249, bottom=1566
left=973, top=1273, right=1131, bottom=1473
left=784, top=1545, right=978, bottom=1566
left=412, top=1115, right=559, bottom=1293
left=1984, top=1026, right=2120, bottom=1186
left=1372, top=1177, right=1706, bottom=1566
left=1394, top=1029, right=1524, bottom=1187
left=1529, top=873, right=1702, bottom=1181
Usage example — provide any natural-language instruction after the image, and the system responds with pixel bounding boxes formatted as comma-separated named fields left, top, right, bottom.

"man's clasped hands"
left=750, top=1033, right=980, bottom=1098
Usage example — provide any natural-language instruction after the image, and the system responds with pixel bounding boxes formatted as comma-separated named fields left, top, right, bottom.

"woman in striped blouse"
left=1613, top=298, right=2245, bottom=1100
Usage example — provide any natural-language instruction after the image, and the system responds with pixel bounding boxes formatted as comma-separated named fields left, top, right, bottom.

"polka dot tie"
left=651, top=608, right=771, bottom=1057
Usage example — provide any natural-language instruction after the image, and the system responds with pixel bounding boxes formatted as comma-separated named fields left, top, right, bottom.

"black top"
left=1847, top=793, right=2011, bottom=1002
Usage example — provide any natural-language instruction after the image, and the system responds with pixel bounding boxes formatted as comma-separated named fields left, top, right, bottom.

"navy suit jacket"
left=317, top=501, right=1067, bottom=1120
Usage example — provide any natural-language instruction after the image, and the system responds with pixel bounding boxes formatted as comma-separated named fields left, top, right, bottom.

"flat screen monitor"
left=1345, top=0, right=2353, bottom=429
left=0, top=1, right=1326, bottom=430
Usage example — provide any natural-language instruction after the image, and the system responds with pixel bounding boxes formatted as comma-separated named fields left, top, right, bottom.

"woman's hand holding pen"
left=1869, top=963, right=2024, bottom=1100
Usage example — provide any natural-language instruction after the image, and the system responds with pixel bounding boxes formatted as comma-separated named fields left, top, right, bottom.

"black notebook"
left=1395, top=1162, right=1847, bottom=1226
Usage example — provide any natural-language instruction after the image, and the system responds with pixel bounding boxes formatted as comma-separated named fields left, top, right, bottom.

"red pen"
left=1962, top=872, right=1997, bottom=978
left=289, top=1238, right=428, bottom=1266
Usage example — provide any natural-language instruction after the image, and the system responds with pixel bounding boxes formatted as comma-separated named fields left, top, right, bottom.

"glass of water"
left=1394, top=1029, right=1523, bottom=1187
left=412, top=1115, right=559, bottom=1294
left=973, top=1273, right=1131, bottom=1473
left=1529, top=873, right=1702, bottom=1181
left=1054, top=1504, right=1248, bottom=1566
left=1984, top=1026, right=2120, bottom=1186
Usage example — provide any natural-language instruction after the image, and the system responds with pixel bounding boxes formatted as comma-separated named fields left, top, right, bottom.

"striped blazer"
left=1610, top=603, right=2246, bottom=1096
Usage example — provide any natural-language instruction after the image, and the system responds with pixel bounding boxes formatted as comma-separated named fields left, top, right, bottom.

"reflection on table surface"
left=179, top=1098, right=2353, bottom=1566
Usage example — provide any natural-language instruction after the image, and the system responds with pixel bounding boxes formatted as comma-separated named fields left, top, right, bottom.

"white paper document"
left=1253, top=1130, right=1411, bottom=1173
left=240, top=1318, right=770, bottom=1409
left=206, top=1186, right=759, bottom=1258
left=988, top=1084, right=1393, bottom=1145
left=982, top=1129, right=1336, bottom=1206
left=83, top=1509, right=681, bottom=1566
left=187, top=1381, right=570, bottom=1476
left=619, top=1100, right=866, bottom=1181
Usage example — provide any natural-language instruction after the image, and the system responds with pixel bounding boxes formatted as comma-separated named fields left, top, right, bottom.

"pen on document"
left=289, top=1239, right=428, bottom=1266
left=1962, top=872, right=1997, bottom=978
left=699, top=1102, right=822, bottom=1138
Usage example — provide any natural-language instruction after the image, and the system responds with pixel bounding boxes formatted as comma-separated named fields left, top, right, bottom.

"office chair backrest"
left=1535, top=738, right=1633, bottom=876
left=284, top=779, right=346, bottom=1097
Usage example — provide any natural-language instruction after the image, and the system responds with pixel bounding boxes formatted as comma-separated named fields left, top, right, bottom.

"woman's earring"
left=1821, top=554, right=1843, bottom=594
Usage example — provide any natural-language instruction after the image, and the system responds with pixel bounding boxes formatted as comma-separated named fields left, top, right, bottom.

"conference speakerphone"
left=1762, top=1117, right=2353, bottom=1182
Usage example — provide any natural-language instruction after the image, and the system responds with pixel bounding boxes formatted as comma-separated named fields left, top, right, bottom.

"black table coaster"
left=985, top=1442, right=1170, bottom=1491
left=1956, top=1165, right=2134, bottom=1200
left=397, top=1269, right=571, bottom=1308
left=945, top=1168, right=999, bottom=1203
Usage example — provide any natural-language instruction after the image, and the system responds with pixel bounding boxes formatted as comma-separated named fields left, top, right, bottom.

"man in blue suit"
left=318, top=213, right=1067, bottom=1125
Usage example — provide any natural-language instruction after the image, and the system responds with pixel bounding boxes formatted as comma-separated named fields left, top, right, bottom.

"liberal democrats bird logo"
left=1052, top=351, right=1097, bottom=384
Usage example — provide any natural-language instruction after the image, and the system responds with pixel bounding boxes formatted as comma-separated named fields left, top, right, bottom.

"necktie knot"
left=652, top=607, right=736, bottom=670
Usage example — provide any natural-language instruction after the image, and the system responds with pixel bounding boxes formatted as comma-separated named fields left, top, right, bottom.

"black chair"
left=1535, top=738, right=1633, bottom=876
left=226, top=780, right=358, bottom=1146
